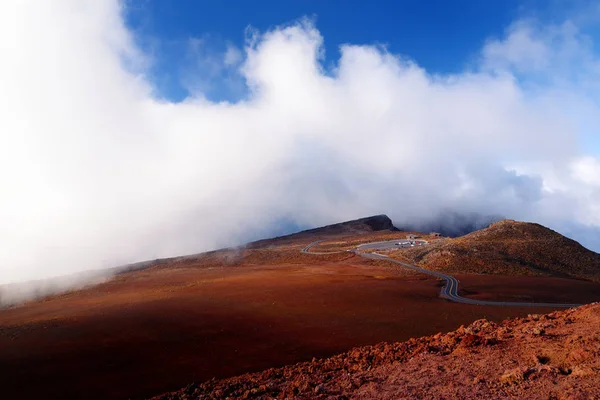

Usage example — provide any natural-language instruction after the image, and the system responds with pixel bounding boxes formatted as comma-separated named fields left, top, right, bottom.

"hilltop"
left=248, top=214, right=397, bottom=248
left=392, top=220, right=600, bottom=281
left=154, top=303, right=600, bottom=399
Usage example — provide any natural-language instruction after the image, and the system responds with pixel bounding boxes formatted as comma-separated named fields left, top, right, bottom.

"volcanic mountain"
left=1, top=215, right=599, bottom=400
left=247, top=214, right=398, bottom=248
left=392, top=219, right=600, bottom=281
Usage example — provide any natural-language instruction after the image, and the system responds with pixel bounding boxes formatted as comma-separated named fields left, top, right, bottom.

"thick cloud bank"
left=1, top=2, right=599, bottom=293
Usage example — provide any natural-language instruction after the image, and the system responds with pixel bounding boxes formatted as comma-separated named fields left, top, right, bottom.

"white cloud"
left=224, top=43, right=243, bottom=66
left=482, top=19, right=600, bottom=94
left=483, top=20, right=552, bottom=73
left=180, top=35, right=246, bottom=100
left=572, top=157, right=600, bottom=186
left=1, top=1, right=600, bottom=301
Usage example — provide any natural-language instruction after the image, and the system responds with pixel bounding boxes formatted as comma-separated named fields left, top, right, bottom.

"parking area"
left=356, top=239, right=427, bottom=251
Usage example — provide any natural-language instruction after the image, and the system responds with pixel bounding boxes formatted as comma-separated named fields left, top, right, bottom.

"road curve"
left=302, top=240, right=581, bottom=308
left=300, top=240, right=347, bottom=255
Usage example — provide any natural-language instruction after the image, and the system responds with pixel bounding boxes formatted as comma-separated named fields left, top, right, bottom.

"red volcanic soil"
left=156, top=303, right=600, bottom=399
left=1, top=251, right=589, bottom=400
left=457, top=274, right=600, bottom=304
left=1, top=219, right=599, bottom=400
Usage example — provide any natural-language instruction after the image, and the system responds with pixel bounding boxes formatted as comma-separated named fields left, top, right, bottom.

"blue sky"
left=124, top=0, right=588, bottom=101
left=125, top=0, right=600, bottom=155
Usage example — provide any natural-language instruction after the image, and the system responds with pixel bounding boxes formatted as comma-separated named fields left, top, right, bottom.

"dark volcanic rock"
left=248, top=215, right=397, bottom=248
left=297, top=214, right=397, bottom=235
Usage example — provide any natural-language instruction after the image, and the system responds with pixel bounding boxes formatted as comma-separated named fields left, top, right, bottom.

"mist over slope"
left=1, top=1, right=600, bottom=287
left=397, top=210, right=503, bottom=238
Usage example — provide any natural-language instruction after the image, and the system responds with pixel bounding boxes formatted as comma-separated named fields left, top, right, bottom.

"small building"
left=430, top=232, right=441, bottom=237
left=407, top=234, right=420, bottom=240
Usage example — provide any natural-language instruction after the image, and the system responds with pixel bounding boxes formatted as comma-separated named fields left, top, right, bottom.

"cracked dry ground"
left=154, top=303, right=600, bottom=400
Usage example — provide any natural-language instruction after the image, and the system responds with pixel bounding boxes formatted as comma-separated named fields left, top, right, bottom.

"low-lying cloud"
left=1, top=1, right=599, bottom=301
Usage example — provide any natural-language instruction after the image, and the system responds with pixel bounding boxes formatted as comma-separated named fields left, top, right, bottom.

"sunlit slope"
left=394, top=220, right=600, bottom=281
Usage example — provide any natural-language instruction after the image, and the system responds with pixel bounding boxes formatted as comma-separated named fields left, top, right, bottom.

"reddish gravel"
left=153, top=303, right=600, bottom=400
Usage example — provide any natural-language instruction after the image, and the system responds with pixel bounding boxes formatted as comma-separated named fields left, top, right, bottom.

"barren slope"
left=247, top=215, right=397, bottom=249
left=5, top=238, right=571, bottom=400
left=2, top=216, right=598, bottom=400
left=392, top=220, right=600, bottom=281
left=154, top=303, right=600, bottom=400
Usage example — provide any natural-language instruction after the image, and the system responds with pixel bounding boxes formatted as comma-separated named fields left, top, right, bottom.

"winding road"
left=302, top=240, right=581, bottom=308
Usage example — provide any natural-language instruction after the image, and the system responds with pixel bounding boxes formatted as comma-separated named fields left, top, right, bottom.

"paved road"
left=302, top=240, right=581, bottom=308
left=357, top=239, right=428, bottom=250
left=300, top=240, right=346, bottom=255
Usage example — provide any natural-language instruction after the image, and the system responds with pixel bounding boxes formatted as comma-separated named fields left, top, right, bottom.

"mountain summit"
left=396, top=219, right=600, bottom=281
